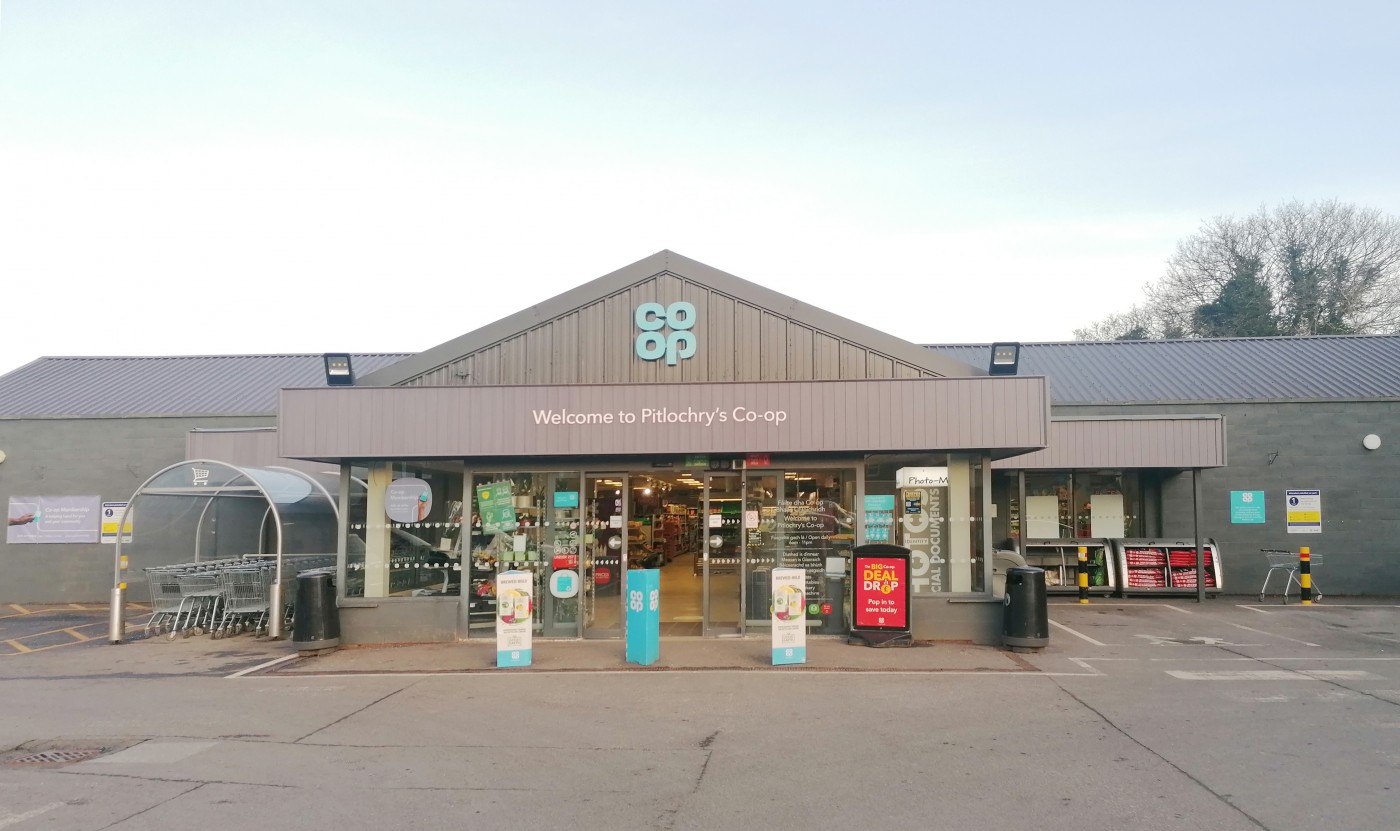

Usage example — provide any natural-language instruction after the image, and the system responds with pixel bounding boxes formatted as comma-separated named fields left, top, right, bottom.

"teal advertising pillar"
left=626, top=569, right=660, bottom=665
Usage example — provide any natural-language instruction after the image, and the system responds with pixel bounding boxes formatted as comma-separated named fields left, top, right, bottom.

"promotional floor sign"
left=496, top=570, right=533, bottom=667
left=771, top=567, right=806, bottom=665
left=848, top=544, right=913, bottom=647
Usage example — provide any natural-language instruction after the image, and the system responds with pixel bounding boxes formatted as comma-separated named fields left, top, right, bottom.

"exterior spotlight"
left=324, top=353, right=355, bottom=386
left=988, top=342, right=1020, bottom=376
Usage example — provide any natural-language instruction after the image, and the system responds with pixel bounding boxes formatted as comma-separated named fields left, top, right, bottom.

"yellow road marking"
left=4, top=639, right=33, bottom=653
left=63, top=628, right=92, bottom=642
left=8, top=604, right=31, bottom=615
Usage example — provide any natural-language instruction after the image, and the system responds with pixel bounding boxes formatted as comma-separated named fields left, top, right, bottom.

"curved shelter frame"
left=109, top=459, right=340, bottom=640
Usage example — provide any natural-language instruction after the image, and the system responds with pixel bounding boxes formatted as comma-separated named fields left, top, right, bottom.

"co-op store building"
left=6, top=250, right=1396, bottom=644
left=270, top=250, right=1241, bottom=646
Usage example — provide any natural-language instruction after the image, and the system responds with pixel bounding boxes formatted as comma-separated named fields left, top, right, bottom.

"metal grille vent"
left=6, top=748, right=103, bottom=765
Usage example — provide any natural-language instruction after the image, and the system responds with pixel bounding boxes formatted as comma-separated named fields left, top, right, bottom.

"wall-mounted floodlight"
left=323, top=353, right=355, bottom=386
left=988, top=342, right=1021, bottom=376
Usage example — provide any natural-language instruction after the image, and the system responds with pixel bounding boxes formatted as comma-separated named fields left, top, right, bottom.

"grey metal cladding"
left=0, top=354, right=413, bottom=418
left=357, top=250, right=983, bottom=388
left=277, top=376, right=1049, bottom=461
left=990, top=416, right=1226, bottom=469
left=927, top=336, right=1400, bottom=404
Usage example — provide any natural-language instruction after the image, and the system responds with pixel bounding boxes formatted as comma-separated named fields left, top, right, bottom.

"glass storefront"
left=997, top=469, right=1146, bottom=547
left=338, top=456, right=990, bottom=637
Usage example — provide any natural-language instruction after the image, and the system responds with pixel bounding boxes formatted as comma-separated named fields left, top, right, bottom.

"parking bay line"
left=1167, top=670, right=1377, bottom=681
left=1048, top=619, right=1107, bottom=646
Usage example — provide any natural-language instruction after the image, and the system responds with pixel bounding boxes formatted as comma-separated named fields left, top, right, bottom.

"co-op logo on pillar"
left=634, top=301, right=697, bottom=366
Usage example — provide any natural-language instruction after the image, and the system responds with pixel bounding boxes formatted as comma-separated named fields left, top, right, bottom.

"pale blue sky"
left=3, top=1, right=1398, bottom=375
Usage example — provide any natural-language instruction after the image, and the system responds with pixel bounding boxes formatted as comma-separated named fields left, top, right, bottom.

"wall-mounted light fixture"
left=988, top=342, right=1021, bottom=376
left=1363, top=434, right=1382, bottom=451
left=323, top=353, right=355, bottom=386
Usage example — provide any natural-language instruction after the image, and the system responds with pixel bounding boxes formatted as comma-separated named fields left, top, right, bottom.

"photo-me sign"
left=897, top=467, right=948, bottom=593
left=635, top=301, right=697, bottom=366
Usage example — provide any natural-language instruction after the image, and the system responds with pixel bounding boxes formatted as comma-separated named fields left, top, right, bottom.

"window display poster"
left=1025, top=495, right=1062, bottom=539
left=477, top=482, right=518, bottom=535
left=7, top=496, right=100, bottom=544
left=864, top=494, right=895, bottom=543
left=1286, top=489, right=1322, bottom=534
left=1089, top=493, right=1125, bottom=539
left=385, top=477, right=432, bottom=524
left=1230, top=491, right=1266, bottom=524
left=771, top=567, right=806, bottom=665
left=853, top=554, right=908, bottom=630
left=496, top=570, right=533, bottom=667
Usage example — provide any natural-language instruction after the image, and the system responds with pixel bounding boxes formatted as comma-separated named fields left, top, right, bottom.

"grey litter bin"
left=746, top=567, right=771, bottom=621
left=1002, top=566, right=1048, bottom=652
left=292, top=568, right=341, bottom=652
left=817, top=574, right=846, bottom=634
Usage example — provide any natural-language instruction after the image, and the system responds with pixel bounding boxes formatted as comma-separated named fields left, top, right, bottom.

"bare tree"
left=1077, top=200, right=1400, bottom=339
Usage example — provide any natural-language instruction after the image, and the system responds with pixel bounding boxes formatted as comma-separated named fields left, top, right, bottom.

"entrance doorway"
left=594, top=470, right=748, bottom=637
left=702, top=473, right=743, bottom=636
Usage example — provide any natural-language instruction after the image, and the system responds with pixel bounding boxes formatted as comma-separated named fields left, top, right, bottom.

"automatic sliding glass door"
left=582, top=474, right=626, bottom=638
left=702, top=472, right=743, bottom=636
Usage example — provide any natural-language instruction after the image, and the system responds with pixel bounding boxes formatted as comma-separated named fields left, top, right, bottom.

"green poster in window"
left=476, top=482, right=517, bottom=535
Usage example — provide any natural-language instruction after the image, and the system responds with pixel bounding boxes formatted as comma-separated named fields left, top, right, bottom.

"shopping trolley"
left=1259, top=549, right=1323, bottom=603
left=143, top=567, right=187, bottom=637
left=213, top=564, right=274, bottom=639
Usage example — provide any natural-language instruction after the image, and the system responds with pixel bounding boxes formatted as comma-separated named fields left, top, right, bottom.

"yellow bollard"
left=1078, top=546, right=1089, bottom=604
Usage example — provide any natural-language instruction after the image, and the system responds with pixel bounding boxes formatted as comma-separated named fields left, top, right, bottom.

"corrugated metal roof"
left=0, top=354, right=412, bottom=418
left=925, top=336, right=1400, bottom=404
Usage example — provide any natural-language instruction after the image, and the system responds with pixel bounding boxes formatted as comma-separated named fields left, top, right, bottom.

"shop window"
left=1024, top=473, right=1072, bottom=539
left=347, top=462, right=465, bottom=599
left=466, top=472, right=583, bottom=636
left=864, top=453, right=985, bottom=595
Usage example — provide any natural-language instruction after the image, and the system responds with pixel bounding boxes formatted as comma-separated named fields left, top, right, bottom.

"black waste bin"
left=1002, top=566, right=1048, bottom=652
left=292, top=568, right=341, bottom=652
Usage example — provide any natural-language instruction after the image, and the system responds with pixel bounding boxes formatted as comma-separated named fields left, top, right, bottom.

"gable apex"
left=358, top=251, right=981, bottom=387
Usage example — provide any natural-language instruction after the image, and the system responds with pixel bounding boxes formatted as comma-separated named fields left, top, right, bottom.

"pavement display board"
left=496, top=570, right=533, bottom=667
left=848, top=544, right=912, bottom=647
left=771, top=567, right=806, bottom=665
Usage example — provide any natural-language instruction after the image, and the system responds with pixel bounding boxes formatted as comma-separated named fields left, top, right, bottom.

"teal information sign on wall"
left=1230, top=490, right=1266, bottom=524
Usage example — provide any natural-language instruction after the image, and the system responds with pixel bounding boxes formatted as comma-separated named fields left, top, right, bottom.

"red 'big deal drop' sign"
left=853, top=556, right=907, bottom=629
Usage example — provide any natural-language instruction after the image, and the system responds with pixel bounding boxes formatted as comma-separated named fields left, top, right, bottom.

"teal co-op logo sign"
left=635, top=301, right=697, bottom=366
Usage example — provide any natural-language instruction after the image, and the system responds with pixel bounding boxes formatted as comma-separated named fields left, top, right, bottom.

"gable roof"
left=0, top=354, right=411, bottom=418
left=358, top=250, right=981, bottom=386
left=926, top=336, right=1400, bottom=404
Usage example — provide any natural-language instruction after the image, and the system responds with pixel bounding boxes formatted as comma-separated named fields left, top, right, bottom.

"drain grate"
left=7, top=748, right=104, bottom=766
